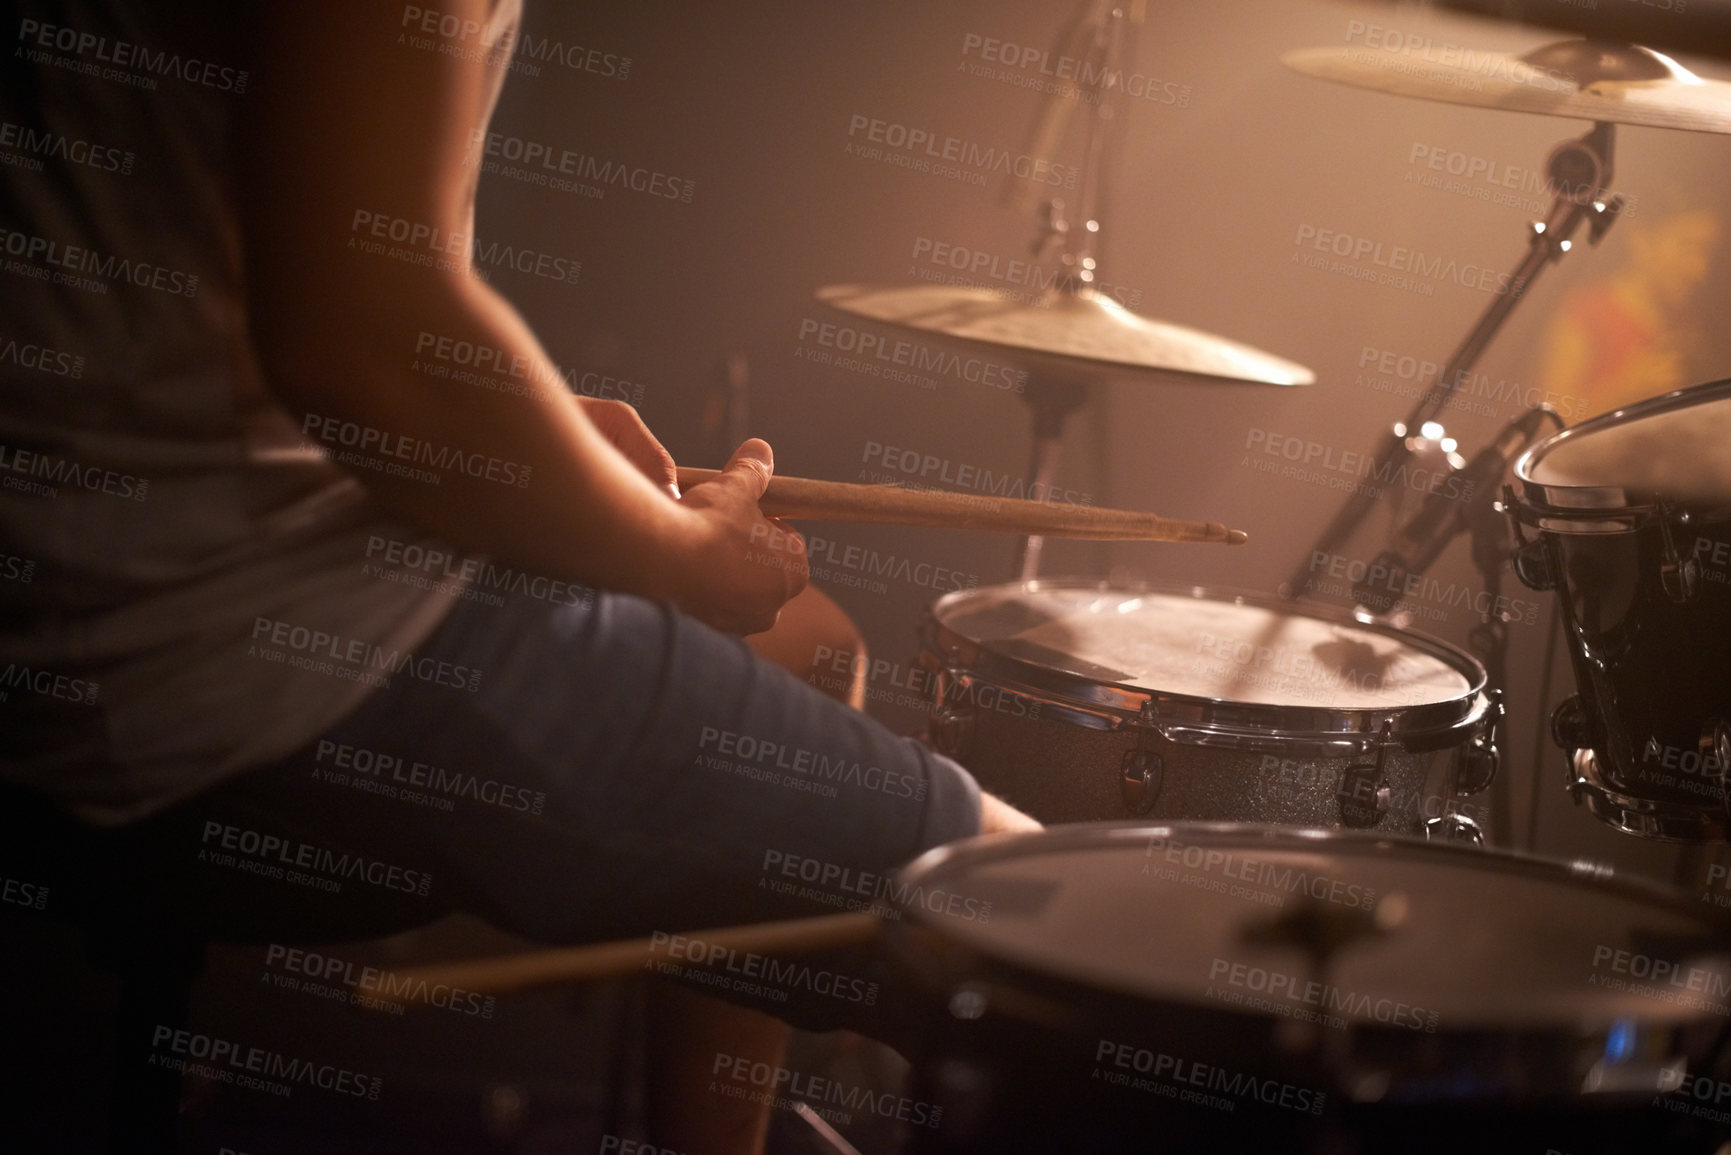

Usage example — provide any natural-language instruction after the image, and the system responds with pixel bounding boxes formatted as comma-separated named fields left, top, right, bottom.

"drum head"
left=894, top=824, right=1731, bottom=1031
left=931, top=582, right=1475, bottom=712
left=1518, top=378, right=1731, bottom=511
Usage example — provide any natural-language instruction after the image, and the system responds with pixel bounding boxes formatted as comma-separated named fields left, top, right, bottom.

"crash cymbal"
left=1357, top=0, right=1731, bottom=67
left=815, top=283, right=1314, bottom=386
left=1283, top=38, right=1731, bottom=134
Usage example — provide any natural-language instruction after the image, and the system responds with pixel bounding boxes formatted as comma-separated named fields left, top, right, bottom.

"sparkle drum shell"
left=1512, top=379, right=1731, bottom=841
left=916, top=582, right=1496, bottom=834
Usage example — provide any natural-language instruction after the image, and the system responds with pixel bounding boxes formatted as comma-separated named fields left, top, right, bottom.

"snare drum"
left=886, top=823, right=1731, bottom=1153
left=1511, top=379, right=1731, bottom=840
left=917, top=582, right=1497, bottom=837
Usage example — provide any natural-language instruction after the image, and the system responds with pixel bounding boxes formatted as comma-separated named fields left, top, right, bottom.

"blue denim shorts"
left=165, top=587, right=981, bottom=947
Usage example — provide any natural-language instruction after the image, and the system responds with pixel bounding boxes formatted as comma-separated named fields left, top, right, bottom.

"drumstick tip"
left=1227, top=529, right=1249, bottom=546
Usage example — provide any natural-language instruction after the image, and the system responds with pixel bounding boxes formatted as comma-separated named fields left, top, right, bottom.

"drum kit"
left=812, top=15, right=1731, bottom=856
left=812, top=3, right=1731, bottom=1146
left=422, top=4, right=1731, bottom=1149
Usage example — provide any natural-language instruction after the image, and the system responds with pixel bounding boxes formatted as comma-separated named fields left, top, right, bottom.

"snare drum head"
left=897, top=824, right=1731, bottom=1031
left=932, top=583, right=1472, bottom=711
left=1519, top=377, right=1731, bottom=508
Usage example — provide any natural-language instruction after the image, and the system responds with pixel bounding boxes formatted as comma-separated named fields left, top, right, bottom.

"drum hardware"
left=818, top=2, right=1313, bottom=389
left=1350, top=408, right=1557, bottom=629
left=1511, top=542, right=1553, bottom=590
left=1701, top=720, right=1731, bottom=837
left=1336, top=721, right=1394, bottom=829
left=1422, top=809, right=1485, bottom=845
left=1118, top=700, right=1164, bottom=816
left=1017, top=375, right=1089, bottom=580
left=1505, top=486, right=1557, bottom=591
left=1456, top=687, right=1503, bottom=797
left=1657, top=498, right=1703, bottom=604
left=1455, top=453, right=1546, bottom=840
left=930, top=647, right=977, bottom=760
left=1703, top=719, right=1731, bottom=782
left=1457, top=440, right=1543, bottom=843
left=1283, top=39, right=1731, bottom=854
left=819, top=1, right=1314, bottom=581
left=1550, top=692, right=1618, bottom=836
left=1297, top=430, right=1514, bottom=834
left=1550, top=694, right=1595, bottom=754
left=1712, top=719, right=1731, bottom=824
left=1283, top=119, right=1622, bottom=607
left=1565, top=747, right=1731, bottom=842
left=1562, top=747, right=1597, bottom=814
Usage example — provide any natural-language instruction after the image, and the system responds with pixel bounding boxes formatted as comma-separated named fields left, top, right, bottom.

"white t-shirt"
left=0, top=3, right=463, bottom=823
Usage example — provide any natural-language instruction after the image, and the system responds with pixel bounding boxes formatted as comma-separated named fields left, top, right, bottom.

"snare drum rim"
left=921, top=580, right=1490, bottom=752
left=1513, top=377, right=1731, bottom=528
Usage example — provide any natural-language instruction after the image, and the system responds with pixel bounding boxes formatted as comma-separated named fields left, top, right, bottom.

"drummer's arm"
left=238, top=0, right=803, bottom=635
left=982, top=791, right=1044, bottom=833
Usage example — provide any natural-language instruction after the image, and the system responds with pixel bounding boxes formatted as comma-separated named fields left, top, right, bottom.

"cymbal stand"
left=1016, top=374, right=1090, bottom=579
left=1467, top=482, right=1519, bottom=842
left=1283, top=122, right=1624, bottom=601
left=1012, top=0, right=1139, bottom=578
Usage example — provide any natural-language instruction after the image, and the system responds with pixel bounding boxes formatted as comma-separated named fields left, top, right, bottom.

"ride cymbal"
left=1354, top=0, right=1731, bottom=67
left=1284, top=39, right=1731, bottom=133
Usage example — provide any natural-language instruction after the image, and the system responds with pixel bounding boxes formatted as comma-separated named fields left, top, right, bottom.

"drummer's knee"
left=747, top=586, right=868, bottom=709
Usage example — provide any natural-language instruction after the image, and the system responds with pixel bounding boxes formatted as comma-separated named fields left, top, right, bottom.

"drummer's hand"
left=980, top=792, right=1042, bottom=835
left=674, top=439, right=808, bottom=635
left=577, top=397, right=680, bottom=499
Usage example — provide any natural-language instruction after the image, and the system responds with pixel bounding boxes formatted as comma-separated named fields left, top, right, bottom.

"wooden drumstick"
left=675, top=467, right=1249, bottom=545
left=362, top=911, right=882, bottom=1008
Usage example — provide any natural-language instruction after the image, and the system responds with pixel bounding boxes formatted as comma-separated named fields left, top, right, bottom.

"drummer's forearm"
left=250, top=268, right=704, bottom=600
